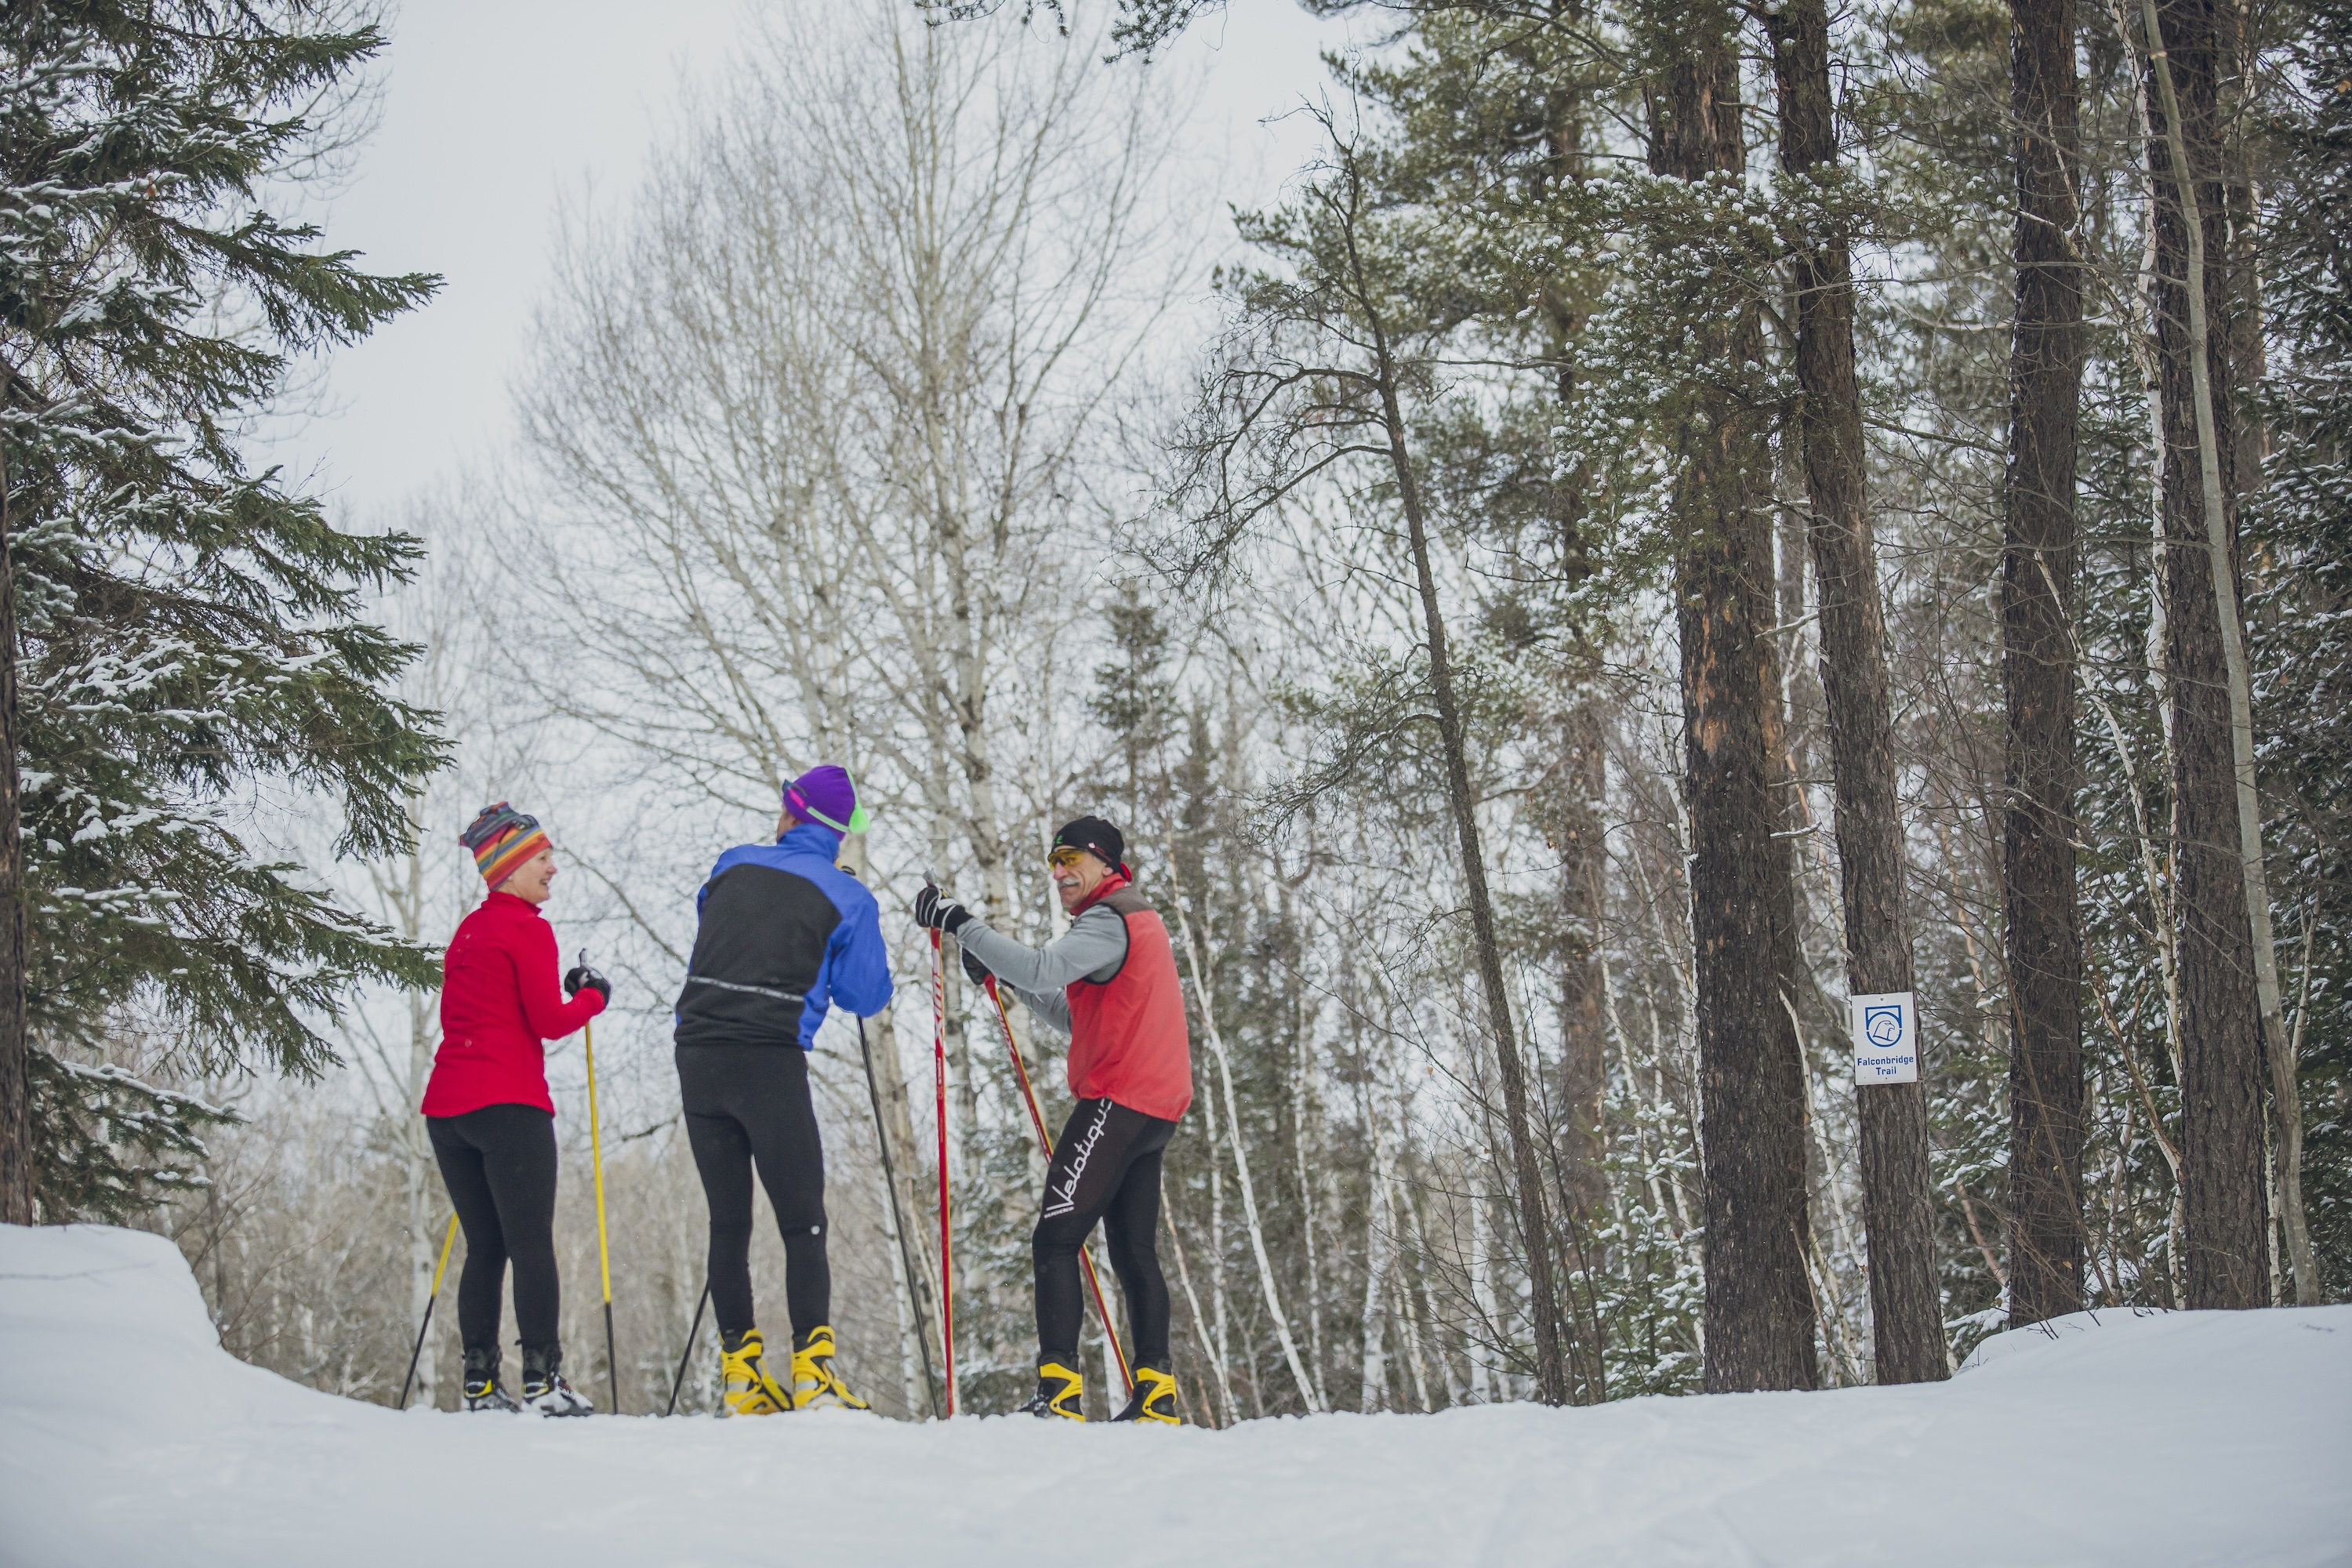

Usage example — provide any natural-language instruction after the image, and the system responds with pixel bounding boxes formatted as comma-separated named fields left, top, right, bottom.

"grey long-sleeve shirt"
left=954, top=906, right=1127, bottom=1036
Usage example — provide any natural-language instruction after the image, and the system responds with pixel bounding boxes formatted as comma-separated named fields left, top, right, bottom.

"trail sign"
left=1850, top=991, right=1920, bottom=1085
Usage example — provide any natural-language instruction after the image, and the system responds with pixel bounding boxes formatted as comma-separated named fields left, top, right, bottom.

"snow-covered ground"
left=2, top=1225, right=2347, bottom=1566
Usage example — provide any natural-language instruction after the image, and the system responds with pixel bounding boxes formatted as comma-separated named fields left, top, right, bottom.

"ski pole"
left=858, top=1014, right=942, bottom=1419
left=931, top=926, right=955, bottom=1417
left=666, top=1281, right=709, bottom=1417
left=983, top=973, right=1133, bottom=1396
left=397, top=1212, right=460, bottom=1410
left=581, top=964, right=620, bottom=1415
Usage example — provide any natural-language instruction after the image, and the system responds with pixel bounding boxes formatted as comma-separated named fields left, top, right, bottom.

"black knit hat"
left=1052, top=815, right=1126, bottom=872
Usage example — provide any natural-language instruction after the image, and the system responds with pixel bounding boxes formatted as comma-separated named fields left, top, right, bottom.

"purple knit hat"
left=783, top=764, right=868, bottom=835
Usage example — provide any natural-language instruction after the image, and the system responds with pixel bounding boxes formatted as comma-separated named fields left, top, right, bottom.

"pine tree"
left=1, top=0, right=445, bottom=1221
left=2001, top=0, right=2089, bottom=1328
left=2248, top=6, right=2352, bottom=1299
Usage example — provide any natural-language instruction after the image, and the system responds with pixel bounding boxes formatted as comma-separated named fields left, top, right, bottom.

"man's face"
left=1051, top=848, right=1114, bottom=912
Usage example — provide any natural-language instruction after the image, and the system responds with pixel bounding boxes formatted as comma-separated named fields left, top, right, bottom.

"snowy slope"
left=2, top=1225, right=2347, bottom=1567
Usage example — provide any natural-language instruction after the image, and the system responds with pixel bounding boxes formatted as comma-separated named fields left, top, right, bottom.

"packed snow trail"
left=2, top=1225, right=2347, bottom=1567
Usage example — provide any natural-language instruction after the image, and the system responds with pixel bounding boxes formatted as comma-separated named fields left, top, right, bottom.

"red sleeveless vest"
left=1064, top=880, right=1194, bottom=1122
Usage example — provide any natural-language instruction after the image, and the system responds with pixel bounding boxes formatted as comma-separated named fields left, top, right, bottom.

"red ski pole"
left=931, top=926, right=955, bottom=1417
left=985, top=974, right=1133, bottom=1396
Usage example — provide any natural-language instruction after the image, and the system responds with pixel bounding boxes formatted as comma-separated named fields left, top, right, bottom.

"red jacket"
left=1065, top=880, right=1194, bottom=1123
left=421, top=891, right=605, bottom=1118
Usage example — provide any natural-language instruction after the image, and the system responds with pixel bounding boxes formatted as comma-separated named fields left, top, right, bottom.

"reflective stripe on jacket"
left=674, top=821, right=893, bottom=1050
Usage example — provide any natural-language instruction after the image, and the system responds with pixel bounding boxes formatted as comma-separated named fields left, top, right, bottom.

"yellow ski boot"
left=1110, top=1365, right=1181, bottom=1425
left=789, top=1325, right=868, bottom=1411
left=1019, top=1359, right=1085, bottom=1421
left=720, top=1327, right=793, bottom=1416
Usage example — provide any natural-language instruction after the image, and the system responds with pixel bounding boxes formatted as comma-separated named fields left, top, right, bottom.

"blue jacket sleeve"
left=826, top=887, right=895, bottom=1017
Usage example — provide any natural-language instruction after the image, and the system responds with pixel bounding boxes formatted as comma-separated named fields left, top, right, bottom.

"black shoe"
left=463, top=1347, right=519, bottom=1413
left=1111, top=1365, right=1181, bottom=1425
left=1019, top=1359, right=1084, bottom=1421
left=521, top=1343, right=593, bottom=1417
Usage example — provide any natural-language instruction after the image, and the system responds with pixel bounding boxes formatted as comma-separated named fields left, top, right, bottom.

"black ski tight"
left=677, top=1044, right=830, bottom=1338
left=428, top=1103, right=561, bottom=1354
left=1033, top=1096, right=1177, bottom=1370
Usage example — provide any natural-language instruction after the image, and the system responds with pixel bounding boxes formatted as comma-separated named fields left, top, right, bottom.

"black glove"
left=564, top=952, right=612, bottom=1004
left=960, top=943, right=992, bottom=989
left=913, top=884, right=974, bottom=936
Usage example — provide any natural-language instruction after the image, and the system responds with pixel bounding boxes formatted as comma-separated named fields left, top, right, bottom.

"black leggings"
left=1033, top=1096, right=1177, bottom=1370
left=677, top=1044, right=829, bottom=1338
left=428, top=1104, right=561, bottom=1354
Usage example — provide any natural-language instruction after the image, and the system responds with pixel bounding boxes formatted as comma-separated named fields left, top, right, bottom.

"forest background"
left=3, top=0, right=2346, bottom=1422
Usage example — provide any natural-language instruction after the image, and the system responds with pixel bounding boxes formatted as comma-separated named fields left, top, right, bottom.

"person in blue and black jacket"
left=675, top=764, right=891, bottom=1415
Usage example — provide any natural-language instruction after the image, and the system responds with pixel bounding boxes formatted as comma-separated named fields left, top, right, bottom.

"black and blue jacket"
left=673, top=822, right=893, bottom=1051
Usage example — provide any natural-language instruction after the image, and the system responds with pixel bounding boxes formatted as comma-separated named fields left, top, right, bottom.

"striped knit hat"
left=460, top=802, right=551, bottom=889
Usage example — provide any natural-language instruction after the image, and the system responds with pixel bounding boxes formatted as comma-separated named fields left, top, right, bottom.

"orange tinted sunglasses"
left=1047, top=844, right=1089, bottom=869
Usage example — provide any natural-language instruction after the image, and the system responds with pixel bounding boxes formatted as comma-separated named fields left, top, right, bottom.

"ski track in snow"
left=2, top=1224, right=2348, bottom=1566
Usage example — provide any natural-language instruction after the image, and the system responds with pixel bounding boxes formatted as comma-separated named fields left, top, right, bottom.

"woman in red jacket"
left=423, top=803, right=608, bottom=1416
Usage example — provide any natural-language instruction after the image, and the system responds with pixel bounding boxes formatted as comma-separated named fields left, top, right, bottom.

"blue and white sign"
left=1849, top=991, right=1919, bottom=1085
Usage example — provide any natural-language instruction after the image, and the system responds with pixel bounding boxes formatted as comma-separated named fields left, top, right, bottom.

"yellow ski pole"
left=583, top=997, right=619, bottom=1415
left=398, top=1213, right=459, bottom=1410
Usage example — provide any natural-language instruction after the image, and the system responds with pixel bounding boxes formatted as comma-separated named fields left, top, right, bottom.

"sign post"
left=1850, top=991, right=1920, bottom=1085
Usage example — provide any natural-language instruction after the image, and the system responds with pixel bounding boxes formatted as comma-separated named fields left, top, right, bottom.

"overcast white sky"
left=278, top=0, right=1360, bottom=518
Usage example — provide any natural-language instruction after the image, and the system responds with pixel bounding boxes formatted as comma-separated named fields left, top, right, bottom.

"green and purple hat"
left=784, top=765, right=869, bottom=836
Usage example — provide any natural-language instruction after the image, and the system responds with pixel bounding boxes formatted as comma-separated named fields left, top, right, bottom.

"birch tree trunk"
left=1468, top=1171, right=1495, bottom=1401
left=1164, top=847, right=1323, bottom=1411
left=0, top=443, right=26, bottom=1225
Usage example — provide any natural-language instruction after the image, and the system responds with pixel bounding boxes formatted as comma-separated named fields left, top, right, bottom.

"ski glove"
left=913, top=884, right=975, bottom=937
left=960, top=943, right=992, bottom=989
left=564, top=958, right=612, bottom=1004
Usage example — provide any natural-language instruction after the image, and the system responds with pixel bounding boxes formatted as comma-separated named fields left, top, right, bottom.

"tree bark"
left=1359, top=298, right=1571, bottom=1404
left=1650, top=3, right=1820, bottom=1394
left=0, top=438, right=27, bottom=1225
left=2139, top=0, right=2284, bottom=1308
left=2002, top=0, right=2087, bottom=1328
left=1556, top=702, right=1609, bottom=1225
left=1765, top=0, right=1947, bottom=1385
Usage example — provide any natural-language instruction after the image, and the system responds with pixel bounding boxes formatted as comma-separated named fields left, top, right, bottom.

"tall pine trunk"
left=1650, top=0, right=1820, bottom=1394
left=2002, top=0, right=2087, bottom=1327
left=1765, top=0, right=1947, bottom=1385
left=2139, top=0, right=2281, bottom=1308
left=0, top=443, right=25, bottom=1224
left=1382, top=397, right=1571, bottom=1406
left=1337, top=220, right=1572, bottom=1400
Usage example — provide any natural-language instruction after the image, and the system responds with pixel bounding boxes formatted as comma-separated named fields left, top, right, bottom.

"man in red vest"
left=914, top=816, right=1192, bottom=1424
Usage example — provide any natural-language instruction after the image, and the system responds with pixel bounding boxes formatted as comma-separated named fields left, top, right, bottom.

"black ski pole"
left=666, top=1281, right=710, bottom=1417
left=397, top=1214, right=459, bottom=1410
left=858, top=1014, right=942, bottom=1418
